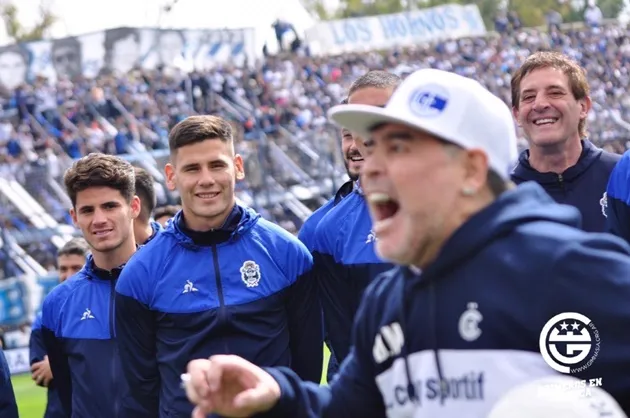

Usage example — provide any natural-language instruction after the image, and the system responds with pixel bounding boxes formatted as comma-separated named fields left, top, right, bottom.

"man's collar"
left=354, top=180, right=363, bottom=196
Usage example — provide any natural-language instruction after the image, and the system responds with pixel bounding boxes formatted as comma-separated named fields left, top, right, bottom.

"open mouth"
left=196, top=192, right=219, bottom=200
left=93, top=229, right=113, bottom=237
left=367, top=193, right=400, bottom=233
left=348, top=150, right=364, bottom=163
left=533, top=118, right=558, bottom=126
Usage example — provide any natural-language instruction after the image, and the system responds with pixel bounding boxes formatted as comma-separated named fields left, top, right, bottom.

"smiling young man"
left=30, top=237, right=89, bottom=418
left=511, top=51, right=620, bottom=232
left=114, top=115, right=322, bottom=418
left=309, top=71, right=401, bottom=374
left=40, top=153, right=140, bottom=417
left=297, top=98, right=360, bottom=381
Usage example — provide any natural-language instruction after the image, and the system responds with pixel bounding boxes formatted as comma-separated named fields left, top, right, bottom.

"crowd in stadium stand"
left=2, top=18, right=630, bottom=271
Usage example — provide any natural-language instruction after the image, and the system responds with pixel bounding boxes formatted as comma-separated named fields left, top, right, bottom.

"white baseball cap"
left=327, top=68, right=518, bottom=180
left=488, top=376, right=627, bottom=418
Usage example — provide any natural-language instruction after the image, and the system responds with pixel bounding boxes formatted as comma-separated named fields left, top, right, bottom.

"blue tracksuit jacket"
left=41, top=256, right=127, bottom=418
left=115, top=205, right=322, bottom=418
left=257, top=182, right=630, bottom=418
left=605, top=149, right=630, bottom=242
left=312, top=185, right=394, bottom=365
left=0, top=349, right=18, bottom=418
left=29, top=312, right=65, bottom=418
left=298, top=180, right=353, bottom=380
left=299, top=180, right=354, bottom=252
left=511, top=139, right=620, bottom=232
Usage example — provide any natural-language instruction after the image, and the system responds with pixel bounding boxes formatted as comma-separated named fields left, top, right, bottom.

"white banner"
left=4, top=347, right=30, bottom=375
left=305, top=4, right=487, bottom=56
left=0, top=26, right=257, bottom=92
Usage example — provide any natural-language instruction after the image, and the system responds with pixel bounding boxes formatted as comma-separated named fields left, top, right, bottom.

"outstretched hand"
left=185, top=355, right=281, bottom=418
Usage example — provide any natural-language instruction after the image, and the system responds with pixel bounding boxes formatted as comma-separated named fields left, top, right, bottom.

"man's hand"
left=184, top=355, right=281, bottom=418
left=31, top=355, right=53, bottom=387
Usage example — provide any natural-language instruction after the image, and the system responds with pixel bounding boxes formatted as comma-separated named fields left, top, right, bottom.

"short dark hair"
left=154, top=205, right=181, bottom=220
left=134, top=167, right=156, bottom=222
left=348, top=71, right=401, bottom=97
left=57, top=237, right=89, bottom=258
left=168, top=115, right=233, bottom=156
left=63, top=153, right=136, bottom=207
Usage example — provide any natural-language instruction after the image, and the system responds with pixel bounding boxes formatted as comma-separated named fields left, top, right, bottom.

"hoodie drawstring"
left=398, top=268, right=418, bottom=402
left=399, top=268, right=446, bottom=405
left=429, top=280, right=447, bottom=405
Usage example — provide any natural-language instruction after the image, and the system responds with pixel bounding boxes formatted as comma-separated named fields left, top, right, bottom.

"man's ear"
left=164, top=163, right=176, bottom=191
left=130, top=196, right=141, bottom=220
left=234, top=154, right=245, bottom=181
left=461, top=149, right=489, bottom=196
left=512, top=106, right=522, bottom=127
left=69, top=208, right=78, bottom=226
left=579, top=95, right=592, bottom=120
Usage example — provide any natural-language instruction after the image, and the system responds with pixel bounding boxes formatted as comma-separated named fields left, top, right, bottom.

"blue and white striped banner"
left=0, top=26, right=257, bottom=91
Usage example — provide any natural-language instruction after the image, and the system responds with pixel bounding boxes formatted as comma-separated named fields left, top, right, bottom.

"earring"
left=462, top=186, right=476, bottom=196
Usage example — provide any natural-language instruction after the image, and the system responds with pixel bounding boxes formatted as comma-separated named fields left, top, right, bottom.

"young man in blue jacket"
left=115, top=114, right=322, bottom=418
left=310, top=71, right=401, bottom=372
left=511, top=51, right=620, bottom=232
left=184, top=69, right=630, bottom=418
left=0, top=348, right=18, bottom=418
left=298, top=98, right=355, bottom=252
left=30, top=237, right=88, bottom=418
left=41, top=153, right=141, bottom=417
left=297, top=98, right=357, bottom=382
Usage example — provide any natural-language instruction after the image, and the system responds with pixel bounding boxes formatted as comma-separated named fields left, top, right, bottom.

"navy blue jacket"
left=0, top=349, right=18, bottom=418
left=29, top=312, right=66, bottom=418
left=511, top=140, right=620, bottom=232
left=312, top=186, right=393, bottom=365
left=258, top=182, right=630, bottom=418
left=299, top=180, right=354, bottom=252
left=606, top=149, right=630, bottom=243
left=41, top=256, right=127, bottom=418
left=115, top=205, right=322, bottom=418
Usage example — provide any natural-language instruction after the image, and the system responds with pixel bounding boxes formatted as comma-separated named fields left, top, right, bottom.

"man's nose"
left=360, top=149, right=384, bottom=183
left=92, top=209, right=107, bottom=225
left=532, top=94, right=551, bottom=112
left=198, top=167, right=216, bottom=186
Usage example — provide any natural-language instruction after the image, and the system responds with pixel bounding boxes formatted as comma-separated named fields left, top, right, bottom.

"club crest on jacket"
left=240, top=260, right=261, bottom=288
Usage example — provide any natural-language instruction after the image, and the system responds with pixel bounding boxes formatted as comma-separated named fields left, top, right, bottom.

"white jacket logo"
left=600, top=192, right=607, bottom=217
left=373, top=322, right=405, bottom=364
left=459, top=302, right=482, bottom=342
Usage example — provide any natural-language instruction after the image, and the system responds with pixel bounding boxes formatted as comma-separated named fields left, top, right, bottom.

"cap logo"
left=408, top=84, right=449, bottom=118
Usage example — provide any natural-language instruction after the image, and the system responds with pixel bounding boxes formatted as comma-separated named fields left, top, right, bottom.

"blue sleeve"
left=606, top=152, right=630, bottom=242
left=255, top=284, right=385, bottom=418
left=284, top=241, right=323, bottom=383
left=298, top=214, right=320, bottom=253
left=545, top=235, right=630, bottom=412
left=115, top=258, right=160, bottom=418
left=0, top=349, right=18, bottom=418
left=41, top=293, right=73, bottom=416
left=29, top=312, right=47, bottom=365
left=312, top=220, right=355, bottom=363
